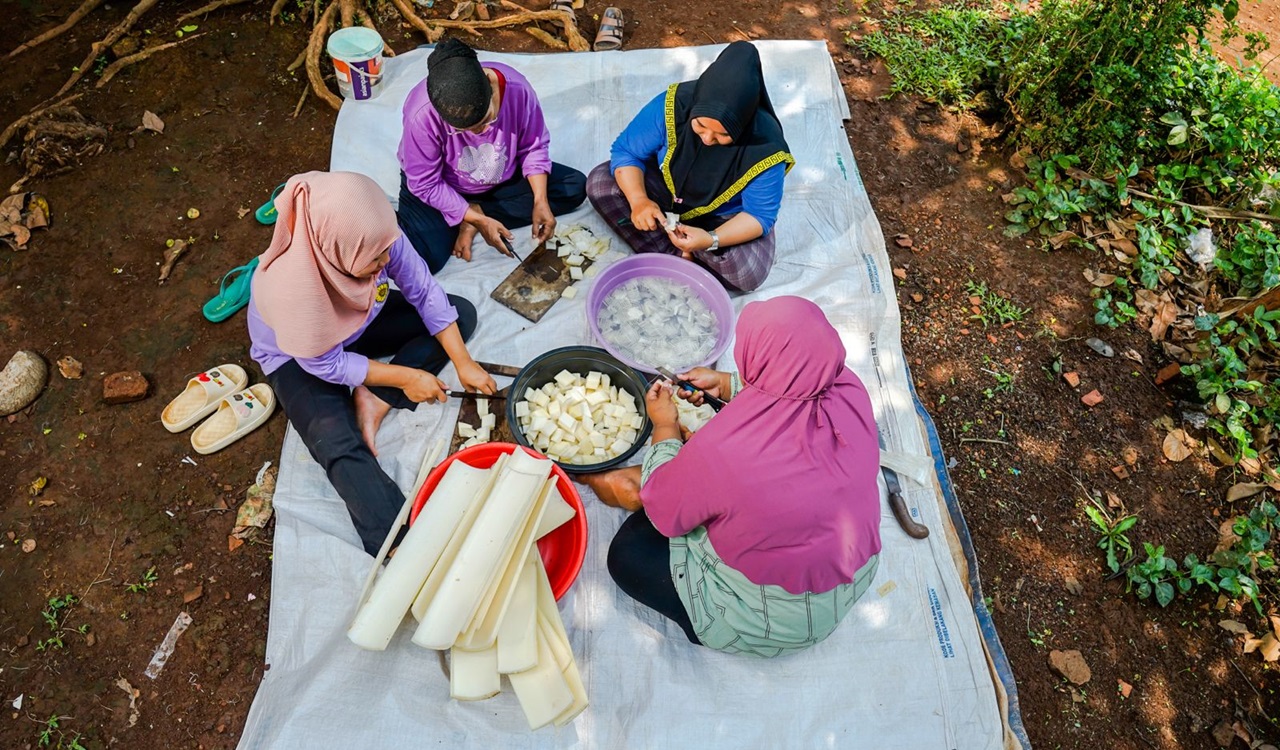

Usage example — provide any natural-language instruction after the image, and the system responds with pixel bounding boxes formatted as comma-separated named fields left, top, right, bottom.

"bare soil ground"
left=0, top=1, right=1276, bottom=748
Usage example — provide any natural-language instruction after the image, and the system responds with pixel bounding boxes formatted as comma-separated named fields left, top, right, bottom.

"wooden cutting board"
left=489, top=242, right=594, bottom=323
left=447, top=362, right=522, bottom=454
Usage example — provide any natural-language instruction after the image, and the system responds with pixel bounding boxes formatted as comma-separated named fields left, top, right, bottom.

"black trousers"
left=266, top=293, right=478, bottom=555
left=396, top=162, right=588, bottom=273
left=608, top=510, right=701, bottom=644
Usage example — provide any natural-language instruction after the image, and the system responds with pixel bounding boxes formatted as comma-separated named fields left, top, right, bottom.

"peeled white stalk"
left=461, top=477, right=556, bottom=649
left=496, top=550, right=539, bottom=674
left=450, top=644, right=501, bottom=701
left=411, top=450, right=552, bottom=649
left=508, top=629, right=575, bottom=730
left=533, top=558, right=589, bottom=726
left=346, top=449, right=479, bottom=651
left=410, top=454, right=510, bottom=622
left=535, top=484, right=576, bottom=539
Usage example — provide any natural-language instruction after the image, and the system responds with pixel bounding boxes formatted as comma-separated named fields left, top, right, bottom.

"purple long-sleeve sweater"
left=247, top=234, right=458, bottom=386
left=397, top=62, right=551, bottom=227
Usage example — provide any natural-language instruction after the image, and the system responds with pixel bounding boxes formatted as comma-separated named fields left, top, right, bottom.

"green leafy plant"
left=36, top=714, right=88, bottom=749
left=125, top=566, right=158, bottom=594
left=1126, top=542, right=1180, bottom=607
left=966, top=280, right=1029, bottom=327
left=1084, top=504, right=1136, bottom=574
left=852, top=7, right=1001, bottom=107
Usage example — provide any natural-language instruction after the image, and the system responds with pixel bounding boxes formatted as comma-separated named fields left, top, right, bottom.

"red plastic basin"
left=410, top=442, right=587, bottom=601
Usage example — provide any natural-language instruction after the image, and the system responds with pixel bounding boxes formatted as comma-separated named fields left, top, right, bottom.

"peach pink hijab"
left=641, top=296, right=882, bottom=595
left=251, top=171, right=400, bottom=358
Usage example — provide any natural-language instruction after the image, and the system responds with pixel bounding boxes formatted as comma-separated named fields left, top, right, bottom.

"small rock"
left=1048, top=649, right=1091, bottom=685
left=1085, top=337, right=1115, bottom=358
left=1155, top=362, right=1181, bottom=385
left=183, top=585, right=204, bottom=604
left=1122, top=446, right=1139, bottom=466
left=1117, top=679, right=1132, bottom=698
left=956, top=139, right=970, bottom=153
left=85, top=632, right=96, bottom=647
left=968, top=295, right=982, bottom=306
left=894, top=234, right=913, bottom=248
left=57, top=356, right=84, bottom=380
left=892, top=267, right=907, bottom=281
left=910, top=292, right=923, bottom=303
left=1062, top=371, right=1081, bottom=388
left=21, top=538, right=36, bottom=553
left=1081, top=389, right=1104, bottom=407
left=1111, top=465, right=1131, bottom=480
left=0, top=350, right=48, bottom=416
left=16, top=635, right=29, bottom=647
left=103, top=371, right=149, bottom=404
left=228, top=536, right=244, bottom=552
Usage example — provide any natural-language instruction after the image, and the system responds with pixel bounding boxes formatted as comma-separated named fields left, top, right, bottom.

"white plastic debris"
left=1185, top=227, right=1216, bottom=271
left=144, top=611, right=193, bottom=680
left=11, top=694, right=22, bottom=710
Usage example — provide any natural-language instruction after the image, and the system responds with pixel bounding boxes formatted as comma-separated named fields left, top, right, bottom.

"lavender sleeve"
left=512, top=84, right=551, bottom=177
left=295, top=347, right=370, bottom=388
left=399, top=103, right=471, bottom=227
left=387, top=235, right=458, bottom=335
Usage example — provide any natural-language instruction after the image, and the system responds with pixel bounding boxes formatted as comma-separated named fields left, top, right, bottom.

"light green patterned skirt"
left=669, top=527, right=880, bottom=657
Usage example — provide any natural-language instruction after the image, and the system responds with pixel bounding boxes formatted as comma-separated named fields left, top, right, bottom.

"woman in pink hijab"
left=583, top=296, right=882, bottom=656
left=247, top=171, right=496, bottom=555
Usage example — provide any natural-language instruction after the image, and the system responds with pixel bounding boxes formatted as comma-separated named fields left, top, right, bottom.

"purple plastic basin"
left=586, top=254, right=735, bottom=373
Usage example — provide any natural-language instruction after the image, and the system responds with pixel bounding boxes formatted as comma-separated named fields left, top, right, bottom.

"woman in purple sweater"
left=248, top=171, right=496, bottom=554
left=397, top=39, right=587, bottom=272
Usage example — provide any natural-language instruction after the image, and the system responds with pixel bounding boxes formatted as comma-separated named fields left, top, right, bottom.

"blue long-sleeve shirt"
left=609, top=93, right=786, bottom=235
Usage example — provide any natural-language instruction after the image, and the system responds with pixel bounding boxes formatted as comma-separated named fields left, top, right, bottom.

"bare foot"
left=575, top=466, right=643, bottom=512
left=353, top=385, right=392, bottom=457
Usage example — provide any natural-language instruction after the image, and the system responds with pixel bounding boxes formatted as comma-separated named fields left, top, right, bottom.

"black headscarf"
left=661, top=42, right=792, bottom=216
left=427, top=38, right=491, bottom=129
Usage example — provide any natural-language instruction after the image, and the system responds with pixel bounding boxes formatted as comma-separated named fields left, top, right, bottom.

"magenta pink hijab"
left=641, top=296, right=882, bottom=595
left=251, top=171, right=400, bottom=358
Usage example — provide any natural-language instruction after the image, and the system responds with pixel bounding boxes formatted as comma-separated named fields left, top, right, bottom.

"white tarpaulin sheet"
left=238, top=42, right=1019, bottom=750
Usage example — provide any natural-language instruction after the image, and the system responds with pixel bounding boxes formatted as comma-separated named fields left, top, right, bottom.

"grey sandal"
left=594, top=7, right=624, bottom=51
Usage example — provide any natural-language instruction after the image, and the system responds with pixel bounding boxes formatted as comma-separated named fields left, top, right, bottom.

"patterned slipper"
left=190, top=384, right=276, bottom=455
left=594, top=7, right=624, bottom=51
left=160, top=364, right=249, bottom=433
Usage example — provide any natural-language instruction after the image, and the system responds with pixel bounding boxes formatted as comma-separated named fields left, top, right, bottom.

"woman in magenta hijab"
left=583, top=296, right=882, bottom=656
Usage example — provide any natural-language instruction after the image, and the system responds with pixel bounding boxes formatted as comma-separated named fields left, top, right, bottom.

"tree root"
left=7, top=0, right=104, bottom=60
left=96, top=33, right=206, bottom=88
left=525, top=27, right=567, bottom=50
left=0, top=94, right=84, bottom=151
left=391, top=0, right=590, bottom=50
left=176, top=0, right=257, bottom=24
left=56, top=0, right=161, bottom=97
left=287, top=46, right=308, bottom=73
left=270, top=0, right=290, bottom=25
left=340, top=0, right=356, bottom=28
left=292, top=82, right=310, bottom=118
left=356, top=9, right=395, bottom=55
left=306, top=1, right=343, bottom=111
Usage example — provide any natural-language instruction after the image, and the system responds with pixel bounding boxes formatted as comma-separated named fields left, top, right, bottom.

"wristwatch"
left=707, top=230, right=720, bottom=252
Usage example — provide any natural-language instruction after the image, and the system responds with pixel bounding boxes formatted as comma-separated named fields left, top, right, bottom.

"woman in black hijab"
left=586, top=42, right=793, bottom=292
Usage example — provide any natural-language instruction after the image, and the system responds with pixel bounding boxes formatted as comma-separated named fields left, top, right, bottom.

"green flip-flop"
left=254, top=183, right=286, bottom=225
left=203, top=257, right=259, bottom=323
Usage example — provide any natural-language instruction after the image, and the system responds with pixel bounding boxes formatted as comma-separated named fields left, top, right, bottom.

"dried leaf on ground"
left=115, top=677, right=140, bottom=727
left=237, top=206, right=250, bottom=219
left=1215, top=519, right=1242, bottom=554
left=1082, top=268, right=1117, bottom=287
left=1219, top=619, right=1251, bottom=634
left=1106, top=491, right=1124, bottom=509
left=57, top=355, right=83, bottom=379
left=1163, top=429, right=1193, bottom=462
left=232, top=466, right=276, bottom=538
left=183, top=584, right=203, bottom=604
left=1064, top=576, right=1083, bottom=595
left=158, top=239, right=190, bottom=284
left=141, top=110, right=164, bottom=133
left=1243, top=632, right=1280, bottom=661
left=1207, top=438, right=1236, bottom=466
left=1149, top=299, right=1179, bottom=341
left=28, top=476, right=47, bottom=496
left=1135, top=288, right=1161, bottom=314
left=1225, top=483, right=1267, bottom=503
left=1051, top=230, right=1080, bottom=249
left=1111, top=465, right=1131, bottom=480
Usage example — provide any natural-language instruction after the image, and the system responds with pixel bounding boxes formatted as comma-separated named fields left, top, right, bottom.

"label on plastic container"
left=333, top=57, right=382, bottom=100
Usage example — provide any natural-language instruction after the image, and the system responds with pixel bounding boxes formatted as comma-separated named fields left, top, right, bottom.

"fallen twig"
left=270, top=0, right=290, bottom=24
left=57, top=0, right=161, bottom=97
left=393, top=0, right=590, bottom=50
left=96, top=34, right=207, bottom=88
left=1066, top=167, right=1279, bottom=224
left=292, top=82, right=310, bottom=118
left=7, top=0, right=104, bottom=60
left=176, top=0, right=256, bottom=24
left=0, top=94, right=84, bottom=151
left=306, top=1, right=343, bottom=111
left=158, top=239, right=192, bottom=284
left=959, top=437, right=1010, bottom=446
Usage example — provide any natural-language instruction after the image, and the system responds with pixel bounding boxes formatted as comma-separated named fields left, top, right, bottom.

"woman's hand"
left=474, top=216, right=514, bottom=254
left=403, top=370, right=448, bottom=404
left=645, top=380, right=679, bottom=428
left=667, top=224, right=714, bottom=259
left=531, top=200, right=556, bottom=243
left=629, top=198, right=666, bottom=232
left=677, top=367, right=730, bottom=405
left=457, top=361, right=497, bottom=395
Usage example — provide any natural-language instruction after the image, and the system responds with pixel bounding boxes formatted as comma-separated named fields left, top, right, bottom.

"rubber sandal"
left=594, top=7, right=624, bottom=51
left=160, top=364, right=249, bottom=433
left=550, top=0, right=575, bottom=20
left=202, top=257, right=260, bottom=323
left=190, top=384, right=276, bottom=455
left=255, top=183, right=286, bottom=225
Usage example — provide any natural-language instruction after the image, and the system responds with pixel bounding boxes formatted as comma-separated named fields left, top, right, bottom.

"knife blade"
left=445, top=390, right=507, bottom=401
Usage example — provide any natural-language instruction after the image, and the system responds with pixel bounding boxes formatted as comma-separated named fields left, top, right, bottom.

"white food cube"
left=556, top=412, right=577, bottom=432
left=584, top=265, right=600, bottom=278
left=553, top=370, right=576, bottom=387
left=589, top=432, right=607, bottom=449
left=585, top=371, right=601, bottom=390
left=457, top=423, right=476, bottom=438
left=562, top=285, right=578, bottom=299
left=476, top=398, right=490, bottom=418
left=515, top=401, right=530, bottom=418
left=565, top=254, right=584, bottom=267
left=480, top=414, right=496, bottom=430
left=609, top=438, right=631, bottom=455
left=569, top=266, right=584, bottom=281
left=476, top=427, right=491, bottom=443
